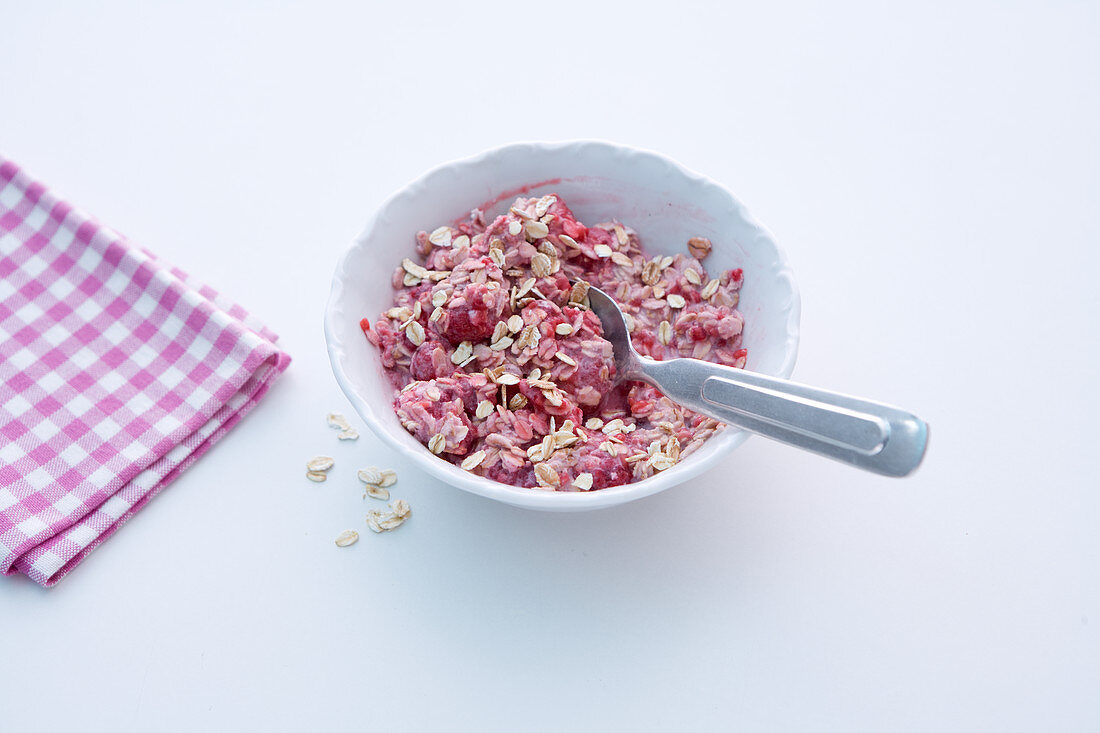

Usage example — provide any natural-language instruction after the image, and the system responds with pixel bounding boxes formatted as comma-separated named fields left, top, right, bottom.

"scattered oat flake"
left=378, top=469, right=398, bottom=488
left=555, top=323, right=573, bottom=336
left=593, top=244, right=613, bottom=258
left=307, top=456, right=335, bottom=472
left=555, top=352, right=577, bottom=367
left=428, top=433, right=446, bottom=454
left=306, top=470, right=328, bottom=483
left=367, top=501, right=411, bottom=532
left=337, top=429, right=359, bottom=440
left=335, top=530, right=359, bottom=547
left=364, top=485, right=390, bottom=501
left=573, top=473, right=594, bottom=491
left=327, top=412, right=351, bottom=430
left=701, top=278, right=720, bottom=299
left=667, top=294, right=686, bottom=309
left=684, top=268, right=702, bottom=285
left=525, top=220, right=550, bottom=239
left=358, top=466, right=382, bottom=485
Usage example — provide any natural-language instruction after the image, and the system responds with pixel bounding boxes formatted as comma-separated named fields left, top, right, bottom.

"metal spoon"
left=586, top=285, right=928, bottom=477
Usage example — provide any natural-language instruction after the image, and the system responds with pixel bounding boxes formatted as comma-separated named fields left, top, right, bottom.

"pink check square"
left=0, top=156, right=290, bottom=586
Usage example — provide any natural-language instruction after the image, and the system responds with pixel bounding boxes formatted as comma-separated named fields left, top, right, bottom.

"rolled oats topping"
left=429, top=226, right=453, bottom=247
left=361, top=194, right=749, bottom=492
left=687, top=236, right=712, bottom=259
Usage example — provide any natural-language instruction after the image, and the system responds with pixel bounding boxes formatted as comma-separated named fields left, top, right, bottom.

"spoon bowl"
left=327, top=140, right=802, bottom=510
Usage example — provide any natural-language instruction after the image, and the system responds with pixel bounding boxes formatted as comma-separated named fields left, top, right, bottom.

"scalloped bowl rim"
left=325, top=140, right=801, bottom=511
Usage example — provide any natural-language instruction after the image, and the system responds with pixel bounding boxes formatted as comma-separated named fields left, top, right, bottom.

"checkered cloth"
left=0, top=156, right=291, bottom=586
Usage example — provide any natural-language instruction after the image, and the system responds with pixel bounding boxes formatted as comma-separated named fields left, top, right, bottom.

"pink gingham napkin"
left=0, top=156, right=291, bottom=586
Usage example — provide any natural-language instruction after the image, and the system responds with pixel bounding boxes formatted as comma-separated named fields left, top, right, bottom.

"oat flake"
left=335, top=530, right=360, bottom=547
left=307, top=456, right=335, bottom=472
left=461, top=450, right=487, bottom=470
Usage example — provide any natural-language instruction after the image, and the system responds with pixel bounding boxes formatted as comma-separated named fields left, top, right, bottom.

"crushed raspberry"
left=366, top=193, right=750, bottom=492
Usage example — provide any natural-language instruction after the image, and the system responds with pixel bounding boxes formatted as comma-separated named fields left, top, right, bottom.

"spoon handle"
left=637, top=358, right=928, bottom=477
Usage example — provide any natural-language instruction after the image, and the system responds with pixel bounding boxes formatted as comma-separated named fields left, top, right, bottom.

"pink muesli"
left=361, top=194, right=747, bottom=491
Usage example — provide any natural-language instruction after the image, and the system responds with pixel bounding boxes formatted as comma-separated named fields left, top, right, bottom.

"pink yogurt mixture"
left=361, top=194, right=748, bottom=491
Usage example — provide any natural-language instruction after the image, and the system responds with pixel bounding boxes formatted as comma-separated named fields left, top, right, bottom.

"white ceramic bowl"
left=325, top=141, right=800, bottom=511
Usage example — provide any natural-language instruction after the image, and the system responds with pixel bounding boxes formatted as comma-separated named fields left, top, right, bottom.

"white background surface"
left=1, top=1, right=1097, bottom=731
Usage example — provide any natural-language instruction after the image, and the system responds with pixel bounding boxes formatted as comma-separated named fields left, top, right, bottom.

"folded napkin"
left=0, top=156, right=290, bottom=586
